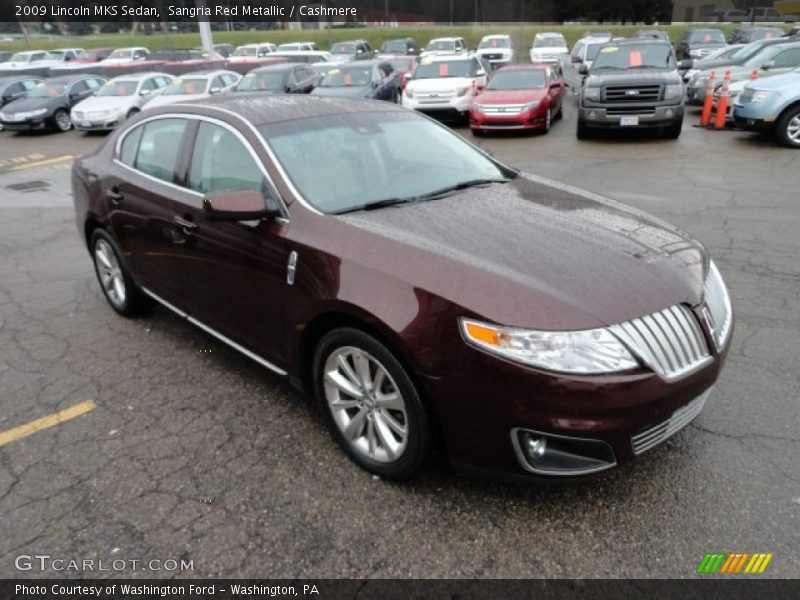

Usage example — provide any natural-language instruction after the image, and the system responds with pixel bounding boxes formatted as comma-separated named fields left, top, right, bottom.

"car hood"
left=743, top=69, right=800, bottom=90
left=312, top=86, right=373, bottom=98
left=73, top=95, right=135, bottom=112
left=475, top=89, right=547, bottom=104
left=690, top=43, right=727, bottom=50
left=530, top=47, right=567, bottom=56
left=693, top=57, right=741, bottom=70
left=2, top=96, right=60, bottom=112
left=585, top=68, right=681, bottom=85
left=327, top=174, right=706, bottom=331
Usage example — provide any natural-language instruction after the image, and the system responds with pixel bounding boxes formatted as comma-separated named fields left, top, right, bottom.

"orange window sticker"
left=343, top=73, right=352, bottom=85
left=439, top=63, right=449, bottom=76
left=629, top=50, right=643, bottom=67
left=704, top=34, right=712, bottom=42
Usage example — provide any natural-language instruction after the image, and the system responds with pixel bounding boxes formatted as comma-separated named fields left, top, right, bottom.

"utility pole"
left=196, top=0, right=216, bottom=57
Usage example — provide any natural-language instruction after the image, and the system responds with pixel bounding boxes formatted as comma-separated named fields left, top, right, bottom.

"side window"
left=133, top=50, right=146, bottom=60
left=134, top=119, right=188, bottom=183
left=4, top=82, right=23, bottom=96
left=119, top=125, right=144, bottom=167
left=772, top=48, right=800, bottom=68
left=223, top=73, right=238, bottom=86
left=141, top=78, right=156, bottom=92
left=210, top=76, right=225, bottom=90
left=188, top=122, right=268, bottom=195
left=87, top=78, right=103, bottom=89
left=24, top=80, right=40, bottom=90
left=155, top=76, right=171, bottom=88
left=70, top=81, right=88, bottom=95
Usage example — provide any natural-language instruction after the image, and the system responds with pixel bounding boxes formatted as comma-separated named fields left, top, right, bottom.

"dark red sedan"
left=72, top=95, right=733, bottom=481
left=470, top=64, right=566, bottom=134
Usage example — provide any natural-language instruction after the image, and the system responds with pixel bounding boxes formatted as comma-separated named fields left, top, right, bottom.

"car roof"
left=164, top=94, right=406, bottom=126
left=608, top=38, right=672, bottom=46
left=481, top=34, right=510, bottom=39
left=109, top=71, right=172, bottom=81
left=249, top=63, right=301, bottom=73
left=175, top=69, right=235, bottom=78
left=498, top=64, right=551, bottom=71
left=429, top=37, right=462, bottom=42
left=0, top=75, right=42, bottom=85
left=42, top=74, right=104, bottom=84
left=536, top=32, right=565, bottom=37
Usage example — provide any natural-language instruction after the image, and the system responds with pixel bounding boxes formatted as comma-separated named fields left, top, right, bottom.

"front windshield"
left=479, top=38, right=510, bottom=49
left=233, top=46, right=257, bottom=57
left=236, top=71, right=284, bottom=91
left=750, top=29, right=782, bottom=41
left=321, top=66, right=372, bottom=87
left=487, top=69, right=546, bottom=90
left=415, top=59, right=471, bottom=78
left=731, top=40, right=766, bottom=61
left=75, top=51, right=91, bottom=60
left=331, top=43, right=356, bottom=54
left=592, top=44, right=675, bottom=69
left=425, top=41, right=455, bottom=52
left=107, top=49, right=132, bottom=59
left=96, top=80, right=138, bottom=96
left=49, top=51, right=66, bottom=60
left=259, top=111, right=508, bottom=214
left=10, top=52, right=33, bottom=62
left=534, top=37, right=566, bottom=49
left=29, top=83, right=66, bottom=97
left=162, top=78, right=207, bottom=95
left=689, top=30, right=726, bottom=44
left=277, top=44, right=301, bottom=51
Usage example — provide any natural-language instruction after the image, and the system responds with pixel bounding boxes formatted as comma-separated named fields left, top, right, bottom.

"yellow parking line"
left=7, top=155, right=74, bottom=171
left=0, top=400, right=96, bottom=447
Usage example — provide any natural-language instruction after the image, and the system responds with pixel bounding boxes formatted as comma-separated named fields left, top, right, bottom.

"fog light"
left=665, top=109, right=674, bottom=118
left=526, top=436, right=546, bottom=458
left=513, top=429, right=617, bottom=476
left=588, top=111, right=597, bottom=120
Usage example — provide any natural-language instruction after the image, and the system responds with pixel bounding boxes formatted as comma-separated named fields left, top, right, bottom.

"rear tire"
left=775, top=105, right=800, bottom=148
left=53, top=109, right=72, bottom=132
left=313, top=328, right=432, bottom=480
left=471, top=128, right=484, bottom=137
left=90, top=229, right=152, bottom=317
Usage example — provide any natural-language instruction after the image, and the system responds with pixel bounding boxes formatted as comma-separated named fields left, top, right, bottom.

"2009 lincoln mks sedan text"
left=72, top=95, right=733, bottom=481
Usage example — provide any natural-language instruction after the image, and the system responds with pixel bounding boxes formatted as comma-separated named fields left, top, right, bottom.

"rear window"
left=415, top=59, right=472, bottom=78
left=487, top=69, right=546, bottom=90
left=689, top=31, right=725, bottom=44
left=479, top=38, right=510, bottom=49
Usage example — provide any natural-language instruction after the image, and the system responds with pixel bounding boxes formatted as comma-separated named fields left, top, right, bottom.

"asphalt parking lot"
left=1, top=98, right=799, bottom=579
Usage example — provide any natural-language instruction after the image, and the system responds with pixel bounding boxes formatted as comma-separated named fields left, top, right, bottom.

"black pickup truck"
left=576, top=38, right=692, bottom=139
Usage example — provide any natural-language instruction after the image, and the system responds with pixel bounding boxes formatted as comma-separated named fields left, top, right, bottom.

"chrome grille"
left=605, top=84, right=662, bottom=102
left=480, top=104, right=526, bottom=115
left=610, top=305, right=711, bottom=381
left=632, top=388, right=711, bottom=455
left=703, top=261, right=733, bottom=351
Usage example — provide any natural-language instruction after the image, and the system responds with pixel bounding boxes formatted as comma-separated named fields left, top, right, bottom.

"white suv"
left=530, top=32, right=568, bottom=63
left=402, top=53, right=489, bottom=120
left=420, top=37, right=467, bottom=59
left=477, top=34, right=514, bottom=66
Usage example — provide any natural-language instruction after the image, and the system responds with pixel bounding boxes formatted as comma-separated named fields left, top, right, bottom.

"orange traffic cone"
left=700, top=71, right=716, bottom=127
left=714, top=70, right=732, bottom=130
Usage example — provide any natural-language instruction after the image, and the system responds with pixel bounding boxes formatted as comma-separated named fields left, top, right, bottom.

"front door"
left=171, top=120, right=290, bottom=367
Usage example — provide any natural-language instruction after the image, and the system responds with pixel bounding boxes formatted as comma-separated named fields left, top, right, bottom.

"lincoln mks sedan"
left=72, top=95, right=733, bottom=481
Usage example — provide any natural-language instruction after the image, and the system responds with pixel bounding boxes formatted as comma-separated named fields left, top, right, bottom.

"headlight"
left=583, top=87, right=601, bottom=101
left=0, top=112, right=8, bottom=120
left=472, top=103, right=484, bottom=113
left=456, top=86, right=471, bottom=97
left=26, top=108, right=47, bottom=118
left=404, top=88, right=414, bottom=99
left=460, top=318, right=639, bottom=375
left=664, top=84, right=683, bottom=100
left=523, top=100, right=540, bottom=111
left=750, top=90, right=772, bottom=103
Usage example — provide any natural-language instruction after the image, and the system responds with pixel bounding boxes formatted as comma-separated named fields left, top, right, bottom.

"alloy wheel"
left=787, top=115, right=800, bottom=145
left=323, top=346, right=408, bottom=463
left=54, top=110, right=72, bottom=132
left=94, top=239, right=126, bottom=309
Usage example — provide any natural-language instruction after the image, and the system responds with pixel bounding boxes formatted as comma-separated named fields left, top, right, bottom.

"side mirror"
left=571, top=55, right=583, bottom=64
left=209, top=87, right=221, bottom=94
left=578, top=64, right=589, bottom=75
left=403, top=72, right=412, bottom=80
left=549, top=81, right=561, bottom=88
left=477, top=69, right=486, bottom=77
left=678, top=59, right=694, bottom=70
left=140, top=89, right=151, bottom=96
left=761, top=61, right=775, bottom=71
left=203, top=190, right=273, bottom=221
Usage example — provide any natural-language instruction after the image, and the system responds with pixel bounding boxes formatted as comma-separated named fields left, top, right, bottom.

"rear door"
left=105, top=117, right=191, bottom=307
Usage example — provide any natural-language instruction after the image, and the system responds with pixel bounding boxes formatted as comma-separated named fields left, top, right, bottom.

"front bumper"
left=423, top=341, right=727, bottom=480
left=579, top=104, right=684, bottom=129
left=73, top=118, right=121, bottom=131
left=470, top=106, right=548, bottom=130
left=732, top=101, right=780, bottom=132
left=403, top=92, right=474, bottom=116
left=0, top=117, right=50, bottom=131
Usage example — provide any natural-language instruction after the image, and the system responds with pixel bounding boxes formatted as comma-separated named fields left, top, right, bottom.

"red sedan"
left=470, top=64, right=565, bottom=135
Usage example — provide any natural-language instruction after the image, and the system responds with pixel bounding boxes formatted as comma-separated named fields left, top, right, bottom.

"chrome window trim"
left=142, top=288, right=287, bottom=376
left=113, top=111, right=290, bottom=220
left=167, top=103, right=324, bottom=215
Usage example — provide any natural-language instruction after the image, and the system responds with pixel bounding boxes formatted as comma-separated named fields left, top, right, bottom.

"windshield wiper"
left=331, top=179, right=509, bottom=215
left=415, top=178, right=510, bottom=201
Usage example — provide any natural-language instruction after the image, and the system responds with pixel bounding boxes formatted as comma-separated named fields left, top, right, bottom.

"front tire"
left=53, top=109, right=72, bottom=132
left=664, top=118, right=683, bottom=139
left=775, top=106, right=800, bottom=148
left=90, top=229, right=152, bottom=317
left=576, top=118, right=591, bottom=140
left=126, top=108, right=140, bottom=120
left=313, top=328, right=432, bottom=480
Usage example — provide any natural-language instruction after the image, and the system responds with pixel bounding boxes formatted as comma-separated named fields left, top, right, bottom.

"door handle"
left=106, top=188, right=123, bottom=204
left=173, top=215, right=197, bottom=237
